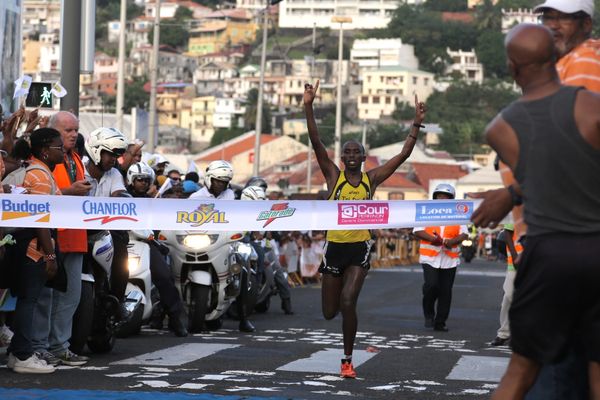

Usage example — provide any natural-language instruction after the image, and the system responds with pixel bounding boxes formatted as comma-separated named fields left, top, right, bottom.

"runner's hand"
left=303, top=80, right=320, bottom=106
left=469, top=188, right=513, bottom=230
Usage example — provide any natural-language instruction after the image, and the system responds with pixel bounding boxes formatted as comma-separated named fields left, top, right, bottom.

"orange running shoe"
left=340, top=359, right=356, bottom=379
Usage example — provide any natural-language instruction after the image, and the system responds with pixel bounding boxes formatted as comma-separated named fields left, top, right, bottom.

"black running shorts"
left=509, top=232, right=600, bottom=364
left=319, top=240, right=373, bottom=277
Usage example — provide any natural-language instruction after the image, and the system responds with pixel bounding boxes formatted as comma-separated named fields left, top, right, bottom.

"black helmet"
left=244, top=176, right=268, bottom=191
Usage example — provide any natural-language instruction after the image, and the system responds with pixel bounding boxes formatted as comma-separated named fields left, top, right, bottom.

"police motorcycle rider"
left=190, top=160, right=255, bottom=332
left=83, top=127, right=134, bottom=322
left=126, top=162, right=188, bottom=337
left=241, top=186, right=294, bottom=315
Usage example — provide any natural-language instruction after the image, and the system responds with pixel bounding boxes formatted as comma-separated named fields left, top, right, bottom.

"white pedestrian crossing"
left=276, top=348, right=377, bottom=374
left=446, top=355, right=509, bottom=382
left=111, top=343, right=240, bottom=366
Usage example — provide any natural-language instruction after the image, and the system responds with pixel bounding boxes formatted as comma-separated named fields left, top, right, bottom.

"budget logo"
left=1, top=199, right=51, bottom=223
left=257, top=203, right=296, bottom=227
left=337, top=202, right=389, bottom=225
left=415, top=201, right=473, bottom=222
left=176, top=203, right=228, bottom=227
left=82, top=200, right=139, bottom=224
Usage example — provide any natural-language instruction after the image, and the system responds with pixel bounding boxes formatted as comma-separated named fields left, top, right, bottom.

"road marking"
left=277, top=348, right=377, bottom=374
left=446, top=355, right=509, bottom=382
left=376, top=267, right=506, bottom=277
left=111, top=343, right=240, bottom=366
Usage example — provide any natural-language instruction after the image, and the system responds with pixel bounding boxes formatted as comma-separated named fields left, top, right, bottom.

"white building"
left=22, top=0, right=61, bottom=36
left=358, top=66, right=435, bottom=121
left=213, top=97, right=245, bottom=129
left=502, top=8, right=539, bottom=33
left=129, top=45, right=196, bottom=82
left=193, top=62, right=238, bottom=95
left=351, top=38, right=419, bottom=80
left=445, top=48, right=484, bottom=84
left=236, top=0, right=266, bottom=11
left=39, top=41, right=60, bottom=73
left=279, top=0, right=401, bottom=29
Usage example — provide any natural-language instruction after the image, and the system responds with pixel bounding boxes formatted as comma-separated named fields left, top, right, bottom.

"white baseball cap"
left=534, top=0, right=594, bottom=16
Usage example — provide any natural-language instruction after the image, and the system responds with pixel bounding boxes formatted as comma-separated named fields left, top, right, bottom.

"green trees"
left=148, top=7, right=192, bottom=49
left=243, top=88, right=272, bottom=134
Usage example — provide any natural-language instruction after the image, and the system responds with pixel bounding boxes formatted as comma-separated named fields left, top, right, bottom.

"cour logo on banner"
left=337, top=202, right=390, bottom=225
left=257, top=203, right=296, bottom=227
left=1, top=198, right=52, bottom=223
left=82, top=200, right=140, bottom=224
left=415, top=201, right=472, bottom=222
left=176, top=203, right=228, bottom=227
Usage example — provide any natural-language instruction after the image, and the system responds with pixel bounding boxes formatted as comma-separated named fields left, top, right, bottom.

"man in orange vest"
left=491, top=223, right=523, bottom=347
left=31, top=111, right=92, bottom=367
left=413, top=183, right=468, bottom=332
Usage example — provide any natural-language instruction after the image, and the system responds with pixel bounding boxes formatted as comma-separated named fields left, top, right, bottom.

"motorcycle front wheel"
left=189, top=284, right=210, bottom=333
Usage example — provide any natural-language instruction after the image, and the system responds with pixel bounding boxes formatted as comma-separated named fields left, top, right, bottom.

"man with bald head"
left=30, top=111, right=91, bottom=366
left=471, top=24, right=600, bottom=399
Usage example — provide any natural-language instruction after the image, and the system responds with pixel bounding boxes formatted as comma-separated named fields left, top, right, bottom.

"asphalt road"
left=1, top=258, right=512, bottom=400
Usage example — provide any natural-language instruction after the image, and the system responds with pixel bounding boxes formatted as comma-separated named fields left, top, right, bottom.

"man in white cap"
left=535, top=0, right=600, bottom=91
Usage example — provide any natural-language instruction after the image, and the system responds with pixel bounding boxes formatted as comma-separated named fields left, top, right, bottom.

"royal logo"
left=257, top=203, right=296, bottom=227
left=337, top=202, right=389, bottom=225
left=82, top=200, right=139, bottom=224
left=1, top=199, right=51, bottom=223
left=415, top=201, right=473, bottom=222
left=176, top=203, right=228, bottom=227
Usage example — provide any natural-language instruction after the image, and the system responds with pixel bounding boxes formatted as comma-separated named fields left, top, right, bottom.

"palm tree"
left=243, top=88, right=272, bottom=134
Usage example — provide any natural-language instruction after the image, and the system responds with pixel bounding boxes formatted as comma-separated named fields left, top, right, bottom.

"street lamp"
left=253, top=0, right=283, bottom=177
left=331, top=16, right=352, bottom=166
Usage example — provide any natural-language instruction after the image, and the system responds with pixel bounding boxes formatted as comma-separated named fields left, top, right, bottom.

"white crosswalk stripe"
left=276, top=348, right=377, bottom=374
left=446, top=355, right=509, bottom=382
left=111, top=343, right=240, bottom=366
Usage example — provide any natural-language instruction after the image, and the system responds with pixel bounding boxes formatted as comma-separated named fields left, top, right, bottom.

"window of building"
left=388, top=192, right=405, bottom=200
left=373, top=96, right=380, bottom=104
left=361, top=96, right=368, bottom=103
left=385, top=96, right=391, bottom=104
left=413, top=76, right=417, bottom=84
left=424, top=78, right=429, bottom=86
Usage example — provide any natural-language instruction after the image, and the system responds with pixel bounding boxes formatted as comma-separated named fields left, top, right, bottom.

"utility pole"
left=361, top=121, right=367, bottom=172
left=307, top=22, right=316, bottom=193
left=331, top=16, right=352, bottom=166
left=116, top=0, right=127, bottom=131
left=148, top=0, right=161, bottom=152
left=60, top=0, right=82, bottom=114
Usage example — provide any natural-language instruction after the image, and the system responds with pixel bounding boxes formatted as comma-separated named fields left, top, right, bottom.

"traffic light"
left=25, top=82, right=53, bottom=108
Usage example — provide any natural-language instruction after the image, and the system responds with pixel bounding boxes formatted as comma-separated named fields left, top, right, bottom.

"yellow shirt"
left=326, top=171, right=373, bottom=243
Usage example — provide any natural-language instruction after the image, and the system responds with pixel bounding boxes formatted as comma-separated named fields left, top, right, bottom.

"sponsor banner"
left=0, top=194, right=480, bottom=231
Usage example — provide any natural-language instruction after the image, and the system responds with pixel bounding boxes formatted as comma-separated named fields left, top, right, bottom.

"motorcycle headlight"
left=128, top=255, right=142, bottom=275
left=178, top=234, right=217, bottom=250
left=462, top=240, right=473, bottom=246
left=236, top=242, right=253, bottom=258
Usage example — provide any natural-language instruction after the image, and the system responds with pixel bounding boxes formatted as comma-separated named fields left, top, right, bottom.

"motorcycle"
left=160, top=230, right=245, bottom=333
left=116, top=230, right=155, bottom=338
left=70, top=230, right=119, bottom=354
left=461, top=238, right=476, bottom=263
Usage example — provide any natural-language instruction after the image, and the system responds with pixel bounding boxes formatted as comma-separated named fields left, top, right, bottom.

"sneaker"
left=9, top=353, right=55, bottom=374
left=35, top=350, right=60, bottom=366
left=490, top=336, right=510, bottom=347
left=54, top=349, right=88, bottom=366
left=0, top=325, right=14, bottom=346
left=340, top=359, right=357, bottom=379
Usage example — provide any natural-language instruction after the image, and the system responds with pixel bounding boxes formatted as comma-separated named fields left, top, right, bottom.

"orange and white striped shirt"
left=557, top=39, right=600, bottom=93
left=23, top=158, right=61, bottom=262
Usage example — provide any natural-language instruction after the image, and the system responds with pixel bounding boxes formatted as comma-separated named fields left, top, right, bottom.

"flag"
left=51, top=81, right=68, bottom=98
left=187, top=160, right=198, bottom=173
left=155, top=178, right=173, bottom=198
left=13, top=75, right=32, bottom=99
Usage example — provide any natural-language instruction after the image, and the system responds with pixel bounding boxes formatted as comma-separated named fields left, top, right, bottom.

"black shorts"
left=319, top=241, right=372, bottom=277
left=509, top=232, right=600, bottom=364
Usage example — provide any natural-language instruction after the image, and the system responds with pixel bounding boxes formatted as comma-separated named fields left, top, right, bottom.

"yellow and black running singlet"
left=326, top=171, right=373, bottom=243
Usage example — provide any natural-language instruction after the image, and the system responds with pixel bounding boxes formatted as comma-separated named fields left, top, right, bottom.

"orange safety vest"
left=507, top=231, right=524, bottom=269
left=53, top=151, right=88, bottom=253
left=419, top=226, right=461, bottom=259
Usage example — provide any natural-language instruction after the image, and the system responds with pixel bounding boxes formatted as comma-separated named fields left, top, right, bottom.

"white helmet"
left=433, top=183, right=456, bottom=199
left=127, top=162, right=155, bottom=186
left=204, top=160, right=233, bottom=189
left=241, top=185, right=266, bottom=201
left=85, top=127, right=128, bottom=165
